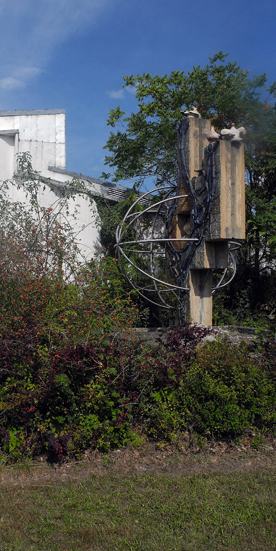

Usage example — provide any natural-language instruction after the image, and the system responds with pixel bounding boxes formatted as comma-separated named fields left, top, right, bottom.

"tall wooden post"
left=176, top=111, right=246, bottom=326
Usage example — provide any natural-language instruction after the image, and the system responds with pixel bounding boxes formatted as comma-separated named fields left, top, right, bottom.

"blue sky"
left=0, top=0, right=275, bottom=183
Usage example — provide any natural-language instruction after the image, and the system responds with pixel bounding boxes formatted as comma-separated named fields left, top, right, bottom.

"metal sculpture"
left=115, top=110, right=246, bottom=325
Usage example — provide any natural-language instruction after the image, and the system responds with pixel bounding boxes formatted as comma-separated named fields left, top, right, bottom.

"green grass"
left=0, top=466, right=276, bottom=550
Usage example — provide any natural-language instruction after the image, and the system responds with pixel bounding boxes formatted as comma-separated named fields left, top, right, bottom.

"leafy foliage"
left=1, top=320, right=276, bottom=461
left=103, top=52, right=276, bottom=324
left=0, top=157, right=139, bottom=461
left=103, top=52, right=276, bottom=188
left=186, top=341, right=276, bottom=438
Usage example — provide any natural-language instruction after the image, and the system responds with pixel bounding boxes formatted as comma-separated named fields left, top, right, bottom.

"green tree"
left=103, top=52, right=276, bottom=321
left=103, top=52, right=276, bottom=187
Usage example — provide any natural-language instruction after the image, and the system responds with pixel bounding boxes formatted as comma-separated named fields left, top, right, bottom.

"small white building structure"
left=0, top=109, right=130, bottom=261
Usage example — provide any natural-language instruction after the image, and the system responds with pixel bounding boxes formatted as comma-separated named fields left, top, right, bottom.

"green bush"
left=185, top=340, right=276, bottom=438
left=134, top=338, right=276, bottom=442
left=1, top=322, right=276, bottom=462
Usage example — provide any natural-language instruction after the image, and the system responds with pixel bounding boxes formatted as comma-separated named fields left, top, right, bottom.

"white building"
left=0, top=109, right=130, bottom=260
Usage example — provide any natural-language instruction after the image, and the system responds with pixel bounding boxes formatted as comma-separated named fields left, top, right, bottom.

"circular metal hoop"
left=115, top=185, right=193, bottom=309
left=116, top=186, right=240, bottom=311
left=115, top=119, right=241, bottom=314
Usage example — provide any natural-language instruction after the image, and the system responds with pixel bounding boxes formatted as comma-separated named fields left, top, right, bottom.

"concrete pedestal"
left=188, top=269, right=213, bottom=326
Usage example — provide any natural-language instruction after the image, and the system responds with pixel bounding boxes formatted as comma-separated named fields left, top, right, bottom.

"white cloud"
left=108, top=89, right=125, bottom=99
left=0, top=77, right=24, bottom=90
left=125, top=85, right=137, bottom=95
left=0, top=66, right=42, bottom=90
left=107, top=85, right=137, bottom=100
left=0, top=0, right=115, bottom=90
left=17, top=67, right=41, bottom=78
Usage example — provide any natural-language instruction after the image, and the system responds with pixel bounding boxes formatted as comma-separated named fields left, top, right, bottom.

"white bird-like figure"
left=221, top=123, right=246, bottom=142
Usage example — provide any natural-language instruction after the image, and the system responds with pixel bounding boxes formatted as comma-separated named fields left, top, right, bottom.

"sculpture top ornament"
left=183, top=106, right=201, bottom=118
left=221, top=123, right=246, bottom=142
left=207, top=126, right=220, bottom=143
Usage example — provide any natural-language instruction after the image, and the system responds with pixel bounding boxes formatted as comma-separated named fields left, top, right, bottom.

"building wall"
left=0, top=109, right=132, bottom=262
left=0, top=109, right=100, bottom=261
left=0, top=109, right=66, bottom=178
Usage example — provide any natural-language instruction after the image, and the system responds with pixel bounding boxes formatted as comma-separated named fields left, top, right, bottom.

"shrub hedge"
left=1, top=324, right=275, bottom=462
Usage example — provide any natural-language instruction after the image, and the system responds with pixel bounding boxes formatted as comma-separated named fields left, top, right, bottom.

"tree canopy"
left=102, top=52, right=276, bottom=324
left=103, top=52, right=276, bottom=189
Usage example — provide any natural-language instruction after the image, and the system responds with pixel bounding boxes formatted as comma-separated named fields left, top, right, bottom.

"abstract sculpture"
left=115, top=111, right=246, bottom=326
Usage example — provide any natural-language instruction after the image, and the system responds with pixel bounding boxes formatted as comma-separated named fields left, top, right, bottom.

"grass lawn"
left=0, top=447, right=276, bottom=551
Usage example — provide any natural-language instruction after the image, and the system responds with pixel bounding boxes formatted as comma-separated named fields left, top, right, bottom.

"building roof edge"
left=48, top=166, right=131, bottom=190
left=0, top=109, right=65, bottom=117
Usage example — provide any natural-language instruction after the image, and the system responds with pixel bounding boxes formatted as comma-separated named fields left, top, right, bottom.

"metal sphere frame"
left=115, top=185, right=239, bottom=310
left=115, top=118, right=241, bottom=313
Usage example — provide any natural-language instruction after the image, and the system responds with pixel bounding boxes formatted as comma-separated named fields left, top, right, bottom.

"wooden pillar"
left=174, top=115, right=245, bottom=326
left=231, top=141, right=246, bottom=239
left=188, top=269, right=213, bottom=326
